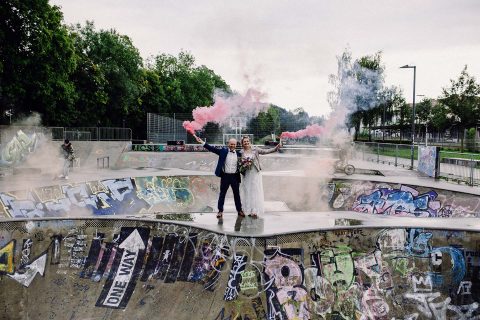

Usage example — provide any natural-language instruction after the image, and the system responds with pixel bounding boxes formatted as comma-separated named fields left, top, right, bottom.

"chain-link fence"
left=365, top=127, right=480, bottom=152
left=0, top=125, right=132, bottom=143
left=146, top=113, right=314, bottom=145
left=147, top=113, right=188, bottom=143
left=51, top=127, right=131, bottom=141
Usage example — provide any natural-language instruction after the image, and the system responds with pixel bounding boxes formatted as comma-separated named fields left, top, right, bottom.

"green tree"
left=75, top=23, right=144, bottom=127
left=466, top=127, right=476, bottom=152
left=415, top=98, right=433, bottom=127
left=259, top=106, right=281, bottom=138
left=430, top=103, right=450, bottom=133
left=149, top=51, right=229, bottom=114
left=0, top=0, right=77, bottom=125
left=68, top=22, right=108, bottom=126
left=440, top=66, right=480, bottom=151
left=415, top=97, right=433, bottom=140
left=329, top=49, right=395, bottom=141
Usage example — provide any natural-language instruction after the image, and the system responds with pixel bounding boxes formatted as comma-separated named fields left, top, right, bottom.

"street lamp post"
left=400, top=65, right=416, bottom=169
left=5, top=109, right=13, bottom=124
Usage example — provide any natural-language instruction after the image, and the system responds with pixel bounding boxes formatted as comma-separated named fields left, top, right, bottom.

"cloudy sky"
left=51, top=0, right=480, bottom=117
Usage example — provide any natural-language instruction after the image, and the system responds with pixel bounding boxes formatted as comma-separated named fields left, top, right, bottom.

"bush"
left=466, top=128, right=477, bottom=152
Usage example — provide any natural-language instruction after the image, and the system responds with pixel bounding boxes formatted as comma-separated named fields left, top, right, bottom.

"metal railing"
left=355, top=141, right=480, bottom=186
left=0, top=126, right=132, bottom=143
left=51, top=127, right=132, bottom=141
left=438, top=151, right=480, bottom=186
left=355, top=142, right=416, bottom=169
left=97, top=156, right=110, bottom=169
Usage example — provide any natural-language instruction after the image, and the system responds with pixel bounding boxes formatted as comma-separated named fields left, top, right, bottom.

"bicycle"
left=333, top=159, right=355, bottom=175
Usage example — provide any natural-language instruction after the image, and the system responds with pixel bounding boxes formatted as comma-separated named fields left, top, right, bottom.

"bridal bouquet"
left=239, top=156, right=253, bottom=174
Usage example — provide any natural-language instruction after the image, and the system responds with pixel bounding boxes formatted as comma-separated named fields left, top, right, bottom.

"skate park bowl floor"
left=1, top=215, right=480, bottom=319
left=0, top=170, right=480, bottom=319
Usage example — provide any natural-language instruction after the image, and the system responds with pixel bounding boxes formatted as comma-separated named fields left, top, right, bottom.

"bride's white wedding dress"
left=240, top=151, right=264, bottom=216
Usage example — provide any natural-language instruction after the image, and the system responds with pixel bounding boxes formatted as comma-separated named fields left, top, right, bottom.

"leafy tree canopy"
left=0, top=0, right=76, bottom=125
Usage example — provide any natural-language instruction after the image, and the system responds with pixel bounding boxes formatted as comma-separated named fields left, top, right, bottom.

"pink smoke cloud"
left=280, top=124, right=325, bottom=139
left=183, top=89, right=268, bottom=134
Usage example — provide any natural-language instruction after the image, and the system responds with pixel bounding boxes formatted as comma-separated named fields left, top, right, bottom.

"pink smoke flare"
left=183, top=89, right=268, bottom=134
left=280, top=124, right=325, bottom=139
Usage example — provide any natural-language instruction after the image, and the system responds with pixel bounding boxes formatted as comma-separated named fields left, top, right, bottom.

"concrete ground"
left=155, top=209, right=480, bottom=237
left=2, top=145, right=480, bottom=319
left=1, top=147, right=479, bottom=195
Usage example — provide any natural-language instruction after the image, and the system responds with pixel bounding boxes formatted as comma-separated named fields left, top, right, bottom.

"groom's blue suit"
left=203, top=143, right=243, bottom=214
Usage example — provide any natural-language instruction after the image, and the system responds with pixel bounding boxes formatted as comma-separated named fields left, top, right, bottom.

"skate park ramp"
left=0, top=172, right=480, bottom=319
left=1, top=215, right=480, bottom=319
left=1, top=139, right=130, bottom=178
left=1, top=144, right=480, bottom=319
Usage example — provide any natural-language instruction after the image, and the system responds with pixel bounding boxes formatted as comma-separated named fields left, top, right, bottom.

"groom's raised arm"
left=193, top=134, right=221, bottom=155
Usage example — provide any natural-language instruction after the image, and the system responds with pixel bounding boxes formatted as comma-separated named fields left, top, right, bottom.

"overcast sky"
left=51, top=0, right=480, bottom=117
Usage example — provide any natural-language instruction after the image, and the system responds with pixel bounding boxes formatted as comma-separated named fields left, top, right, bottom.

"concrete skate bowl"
left=1, top=217, right=480, bottom=319
left=0, top=174, right=479, bottom=219
left=115, top=149, right=332, bottom=172
left=1, top=139, right=130, bottom=174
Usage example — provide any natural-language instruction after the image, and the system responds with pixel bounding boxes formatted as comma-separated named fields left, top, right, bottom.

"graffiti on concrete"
left=0, top=240, right=15, bottom=274
left=0, top=129, right=42, bottom=166
left=322, top=180, right=480, bottom=217
left=353, top=185, right=439, bottom=216
left=131, top=144, right=233, bottom=153
left=2, top=220, right=480, bottom=318
left=96, top=227, right=150, bottom=308
left=131, top=144, right=219, bottom=152
left=418, top=146, right=439, bottom=178
left=135, top=176, right=195, bottom=208
left=0, top=176, right=218, bottom=218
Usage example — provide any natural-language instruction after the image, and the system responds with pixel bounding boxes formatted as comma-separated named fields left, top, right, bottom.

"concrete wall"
left=0, top=218, right=479, bottom=319
left=115, top=151, right=317, bottom=171
left=0, top=176, right=219, bottom=218
left=1, top=176, right=479, bottom=218
left=263, top=177, right=480, bottom=217
left=1, top=136, right=130, bottom=171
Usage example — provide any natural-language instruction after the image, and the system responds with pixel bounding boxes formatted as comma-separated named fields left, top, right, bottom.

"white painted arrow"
left=119, top=229, right=145, bottom=252
left=102, top=229, right=145, bottom=308
left=8, top=253, right=47, bottom=287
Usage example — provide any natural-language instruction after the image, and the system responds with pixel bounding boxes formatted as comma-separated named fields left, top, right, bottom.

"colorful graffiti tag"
left=1, top=220, right=480, bottom=319
left=0, top=129, right=42, bottom=166
left=320, top=180, right=480, bottom=217
left=418, top=146, right=439, bottom=178
left=0, top=176, right=218, bottom=218
left=131, top=144, right=219, bottom=152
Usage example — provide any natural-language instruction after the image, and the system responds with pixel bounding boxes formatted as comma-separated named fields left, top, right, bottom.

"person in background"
left=59, top=139, right=75, bottom=180
left=192, top=133, right=245, bottom=222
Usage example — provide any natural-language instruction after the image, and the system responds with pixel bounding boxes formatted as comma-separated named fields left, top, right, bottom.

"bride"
left=239, top=136, right=281, bottom=218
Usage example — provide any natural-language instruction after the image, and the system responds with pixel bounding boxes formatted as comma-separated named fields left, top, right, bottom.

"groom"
left=193, top=134, right=244, bottom=220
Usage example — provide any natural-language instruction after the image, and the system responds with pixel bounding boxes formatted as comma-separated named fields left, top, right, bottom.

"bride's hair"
left=241, top=136, right=250, bottom=146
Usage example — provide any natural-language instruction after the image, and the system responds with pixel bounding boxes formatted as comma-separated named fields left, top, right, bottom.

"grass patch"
left=366, top=145, right=417, bottom=160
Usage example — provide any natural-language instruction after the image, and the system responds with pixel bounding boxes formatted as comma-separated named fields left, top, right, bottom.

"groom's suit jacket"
left=204, top=143, right=241, bottom=180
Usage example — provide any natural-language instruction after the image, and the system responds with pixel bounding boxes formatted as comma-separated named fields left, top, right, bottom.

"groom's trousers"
left=218, top=173, right=242, bottom=213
